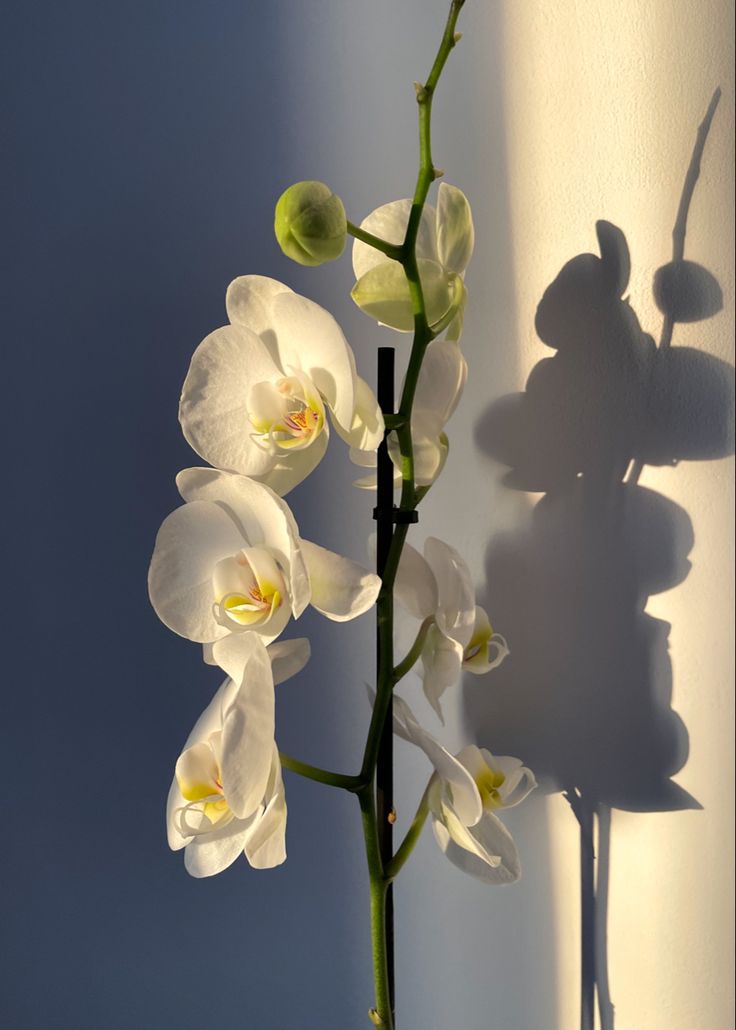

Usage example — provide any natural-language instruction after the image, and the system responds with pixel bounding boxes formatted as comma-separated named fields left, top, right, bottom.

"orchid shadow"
left=465, top=218, right=733, bottom=1029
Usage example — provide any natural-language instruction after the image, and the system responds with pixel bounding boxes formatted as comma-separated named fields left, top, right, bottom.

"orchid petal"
left=394, top=541, right=438, bottom=621
left=421, top=626, right=464, bottom=721
left=415, top=436, right=448, bottom=488
left=352, top=199, right=437, bottom=280
left=225, top=275, right=293, bottom=363
left=244, top=748, right=287, bottom=869
left=166, top=678, right=238, bottom=849
left=434, top=808, right=521, bottom=885
left=179, top=324, right=283, bottom=477
left=477, top=750, right=537, bottom=809
left=149, top=500, right=245, bottom=643
left=175, top=742, right=220, bottom=802
left=301, top=539, right=381, bottom=621
left=259, top=429, right=330, bottom=497
left=269, top=291, right=355, bottom=432
left=332, top=376, right=385, bottom=452
left=183, top=817, right=255, bottom=878
left=213, top=634, right=275, bottom=819
left=267, top=638, right=311, bottom=685
left=424, top=537, right=476, bottom=648
left=435, top=800, right=502, bottom=869
left=392, top=695, right=482, bottom=827
left=443, top=284, right=467, bottom=342
left=415, top=340, right=468, bottom=426
left=176, top=468, right=310, bottom=618
left=436, top=183, right=475, bottom=275
left=351, top=259, right=454, bottom=333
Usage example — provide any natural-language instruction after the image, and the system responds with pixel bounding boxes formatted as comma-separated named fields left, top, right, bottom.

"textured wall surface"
left=2, top=2, right=733, bottom=1028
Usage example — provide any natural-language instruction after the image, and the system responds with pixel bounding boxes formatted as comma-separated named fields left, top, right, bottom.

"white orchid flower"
left=148, top=467, right=380, bottom=647
left=351, top=183, right=474, bottom=339
left=167, top=634, right=310, bottom=877
left=394, top=696, right=535, bottom=885
left=179, top=275, right=384, bottom=496
left=393, top=537, right=509, bottom=721
left=351, top=338, right=467, bottom=490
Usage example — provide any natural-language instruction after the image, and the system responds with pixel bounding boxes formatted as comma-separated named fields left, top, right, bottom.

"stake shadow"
left=466, top=219, right=734, bottom=1029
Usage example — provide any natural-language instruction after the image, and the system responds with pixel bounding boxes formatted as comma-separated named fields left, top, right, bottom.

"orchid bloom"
left=393, top=695, right=535, bottom=885
left=351, top=183, right=474, bottom=339
left=179, top=275, right=384, bottom=496
left=167, top=633, right=310, bottom=877
left=350, top=337, right=467, bottom=490
left=394, top=537, right=509, bottom=721
left=148, top=467, right=380, bottom=648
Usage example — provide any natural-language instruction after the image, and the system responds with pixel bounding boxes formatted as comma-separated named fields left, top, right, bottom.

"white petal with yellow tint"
left=261, top=430, right=329, bottom=498
left=398, top=416, right=448, bottom=487
left=474, top=748, right=537, bottom=809
left=225, top=274, right=293, bottom=363
left=332, top=376, right=385, bottom=452
left=175, top=742, right=221, bottom=802
left=183, top=814, right=256, bottom=878
left=424, top=537, right=475, bottom=649
left=392, top=694, right=482, bottom=828
left=212, top=633, right=275, bottom=820
left=352, top=198, right=437, bottom=280
left=351, top=259, right=454, bottom=333
left=270, top=291, right=355, bottom=433
left=415, top=339, right=468, bottom=427
left=166, top=676, right=237, bottom=849
left=244, top=746, right=287, bottom=869
left=179, top=323, right=283, bottom=477
left=301, top=539, right=381, bottom=622
left=433, top=807, right=521, bottom=885
left=267, top=638, right=311, bottom=685
left=436, top=183, right=475, bottom=276
left=421, top=624, right=464, bottom=721
left=394, top=541, right=438, bottom=621
left=463, top=606, right=510, bottom=675
left=434, top=795, right=502, bottom=869
left=175, top=468, right=310, bottom=618
left=148, top=500, right=244, bottom=643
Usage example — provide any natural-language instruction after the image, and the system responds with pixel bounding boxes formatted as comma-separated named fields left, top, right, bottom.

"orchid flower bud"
left=274, top=180, right=347, bottom=266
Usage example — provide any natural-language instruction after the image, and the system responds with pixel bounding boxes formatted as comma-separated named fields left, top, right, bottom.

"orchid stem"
left=385, top=789, right=430, bottom=882
left=359, top=2, right=467, bottom=1026
left=393, top=616, right=435, bottom=682
left=347, top=220, right=403, bottom=262
left=278, top=752, right=364, bottom=792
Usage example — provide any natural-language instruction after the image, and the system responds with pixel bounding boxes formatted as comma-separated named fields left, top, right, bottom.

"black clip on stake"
left=372, top=506, right=419, bottom=524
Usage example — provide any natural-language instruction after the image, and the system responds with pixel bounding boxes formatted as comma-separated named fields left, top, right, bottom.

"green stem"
left=393, top=616, right=435, bottom=682
left=385, top=789, right=431, bottom=882
left=347, top=220, right=403, bottom=262
left=279, top=752, right=365, bottom=792
left=360, top=786, right=394, bottom=1028
left=358, top=3, right=467, bottom=1024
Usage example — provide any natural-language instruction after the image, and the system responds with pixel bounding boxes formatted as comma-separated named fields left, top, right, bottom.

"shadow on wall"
left=466, top=205, right=734, bottom=1028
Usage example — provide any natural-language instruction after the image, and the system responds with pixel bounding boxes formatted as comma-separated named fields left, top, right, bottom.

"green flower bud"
left=274, top=180, right=347, bottom=266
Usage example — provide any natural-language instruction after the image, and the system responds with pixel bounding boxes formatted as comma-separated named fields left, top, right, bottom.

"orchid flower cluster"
left=148, top=2, right=534, bottom=1024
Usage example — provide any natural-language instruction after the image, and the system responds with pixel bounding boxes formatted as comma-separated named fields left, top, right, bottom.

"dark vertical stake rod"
left=376, top=346, right=396, bottom=1019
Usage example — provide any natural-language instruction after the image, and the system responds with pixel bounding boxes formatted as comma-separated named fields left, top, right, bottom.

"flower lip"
left=212, top=546, right=288, bottom=630
left=248, top=369, right=327, bottom=454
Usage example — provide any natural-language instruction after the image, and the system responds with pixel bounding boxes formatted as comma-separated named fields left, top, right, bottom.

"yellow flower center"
left=248, top=374, right=325, bottom=451
left=475, top=765, right=506, bottom=810
left=220, top=585, right=282, bottom=626
left=177, top=752, right=232, bottom=828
